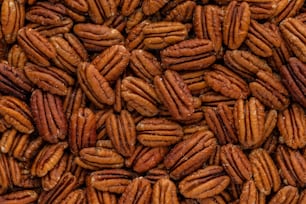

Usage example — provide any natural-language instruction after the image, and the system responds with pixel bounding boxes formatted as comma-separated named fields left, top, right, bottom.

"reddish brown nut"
left=152, top=178, right=179, bottom=204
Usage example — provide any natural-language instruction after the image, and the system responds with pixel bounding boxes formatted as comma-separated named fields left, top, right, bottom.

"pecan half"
left=126, top=20, right=149, bottom=50
left=61, top=189, right=86, bottom=204
left=7, top=45, right=27, bottom=69
left=86, top=186, right=118, bottom=204
left=87, top=0, right=117, bottom=24
left=244, top=0, right=276, bottom=20
left=165, top=1, right=196, bottom=23
left=0, top=190, right=38, bottom=204
left=272, top=0, right=304, bottom=24
left=142, top=0, right=169, bottom=15
left=268, top=185, right=299, bottom=204
left=239, top=180, right=261, bottom=204
left=152, top=178, right=179, bottom=204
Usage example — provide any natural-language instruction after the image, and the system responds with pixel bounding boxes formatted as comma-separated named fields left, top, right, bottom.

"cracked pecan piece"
left=269, top=185, right=299, bottom=204
left=179, top=165, right=230, bottom=199
left=7, top=45, right=27, bottom=69
left=87, top=0, right=117, bottom=24
left=152, top=178, right=179, bottom=204
left=277, top=103, right=306, bottom=149
left=142, top=0, right=169, bottom=15
left=0, top=190, right=38, bottom=204
left=154, top=70, right=194, bottom=120
left=165, top=1, right=196, bottom=23
left=160, top=39, right=216, bottom=71
left=164, top=130, right=216, bottom=180
left=223, top=1, right=250, bottom=49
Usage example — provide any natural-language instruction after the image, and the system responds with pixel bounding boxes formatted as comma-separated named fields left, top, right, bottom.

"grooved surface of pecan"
left=272, top=0, right=304, bottom=24
left=239, top=180, right=260, bottom=204
left=154, top=70, right=194, bottom=120
left=7, top=45, right=27, bottom=69
left=126, top=20, right=149, bottom=50
left=87, top=0, right=117, bottom=24
left=69, top=108, right=97, bottom=155
left=244, top=0, right=276, bottom=20
left=17, top=27, right=56, bottom=67
left=165, top=1, right=196, bottom=22
left=142, top=0, right=169, bottom=15
left=25, top=3, right=63, bottom=25
left=143, top=22, right=188, bottom=50
left=268, top=185, right=299, bottom=204
left=86, top=186, right=118, bottom=204
left=223, top=1, right=250, bottom=49
left=152, top=178, right=179, bottom=204
left=179, top=165, right=230, bottom=199
left=0, top=190, right=38, bottom=204
left=164, top=130, right=216, bottom=180
left=121, top=0, right=140, bottom=16
left=160, top=39, right=216, bottom=71
left=64, top=0, right=88, bottom=13
left=77, top=62, right=115, bottom=108
left=62, top=189, right=86, bottom=204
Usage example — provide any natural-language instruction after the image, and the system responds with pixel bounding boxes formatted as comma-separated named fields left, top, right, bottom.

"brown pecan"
left=136, top=117, right=183, bottom=147
left=154, top=70, right=194, bottom=120
left=277, top=103, right=306, bottom=149
left=160, top=39, right=216, bottom=71
left=220, top=144, right=252, bottom=184
left=181, top=70, right=209, bottom=95
left=0, top=96, right=33, bottom=134
left=126, top=9, right=144, bottom=32
left=204, top=64, right=250, bottom=99
left=179, top=165, right=230, bottom=199
left=264, top=109, right=278, bottom=139
left=23, top=137, right=44, bottom=162
left=121, top=0, right=140, bottom=16
left=31, top=89, right=67, bottom=143
left=95, top=109, right=113, bottom=140
left=280, top=18, right=306, bottom=63
left=269, top=185, right=299, bottom=204
left=86, top=186, right=118, bottom=204
left=64, top=0, right=88, bottom=13
left=106, top=110, right=136, bottom=157
left=103, top=13, right=126, bottom=32
left=272, top=0, right=304, bottom=24
left=0, top=154, right=11, bottom=194
left=130, top=49, right=162, bottom=82
left=0, top=129, right=18, bottom=155
left=7, top=45, right=27, bottom=69
left=299, top=189, right=306, bottom=204
left=31, top=142, right=68, bottom=177
left=126, top=20, right=150, bottom=50
left=204, top=103, right=238, bottom=145
left=165, top=1, right=196, bottom=22
left=77, top=62, right=115, bottom=108
left=279, top=57, right=306, bottom=108
left=25, top=3, right=63, bottom=25
left=69, top=108, right=97, bottom=155
left=122, top=76, right=160, bottom=117
left=223, top=1, right=250, bottom=49
left=142, top=0, right=169, bottom=15
left=87, top=0, right=117, bottom=24
left=17, top=27, right=56, bottom=67
left=24, top=63, right=75, bottom=96
left=61, top=189, right=86, bottom=204
left=1, top=0, right=25, bottom=44
left=89, top=169, right=134, bottom=194
left=233, top=97, right=265, bottom=149
left=119, top=177, right=152, bottom=204
left=143, top=22, right=188, bottom=50
left=92, top=45, right=130, bottom=83
left=224, top=50, right=272, bottom=81
left=73, top=23, right=124, bottom=52
left=239, top=180, right=261, bottom=204
left=244, top=0, right=276, bottom=20
left=164, top=130, right=217, bottom=180
left=152, top=178, right=179, bottom=204
left=250, top=71, right=290, bottom=110
left=75, top=147, right=124, bottom=170
left=0, top=63, right=33, bottom=100
left=145, top=167, right=169, bottom=184
left=0, top=190, right=38, bottom=204
left=249, top=148, right=281, bottom=195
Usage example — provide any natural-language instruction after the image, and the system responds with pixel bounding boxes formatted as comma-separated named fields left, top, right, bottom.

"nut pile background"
left=0, top=0, right=305, bottom=203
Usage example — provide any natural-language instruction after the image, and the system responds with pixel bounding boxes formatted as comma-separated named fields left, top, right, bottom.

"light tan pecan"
left=277, top=103, right=306, bottom=149
left=86, top=186, right=118, bottom=204
left=223, top=1, right=250, bottom=49
left=119, top=177, right=152, bottom=204
left=142, top=0, right=169, bottom=15
left=7, top=45, right=27, bottom=69
left=87, top=0, right=117, bottom=24
left=154, top=70, right=194, bottom=120
left=269, top=185, right=299, bottom=204
left=165, top=1, right=196, bottom=22
left=1, top=0, right=25, bottom=44
left=17, top=27, right=56, bottom=67
left=272, top=0, right=304, bottom=24
left=164, top=130, right=217, bottom=180
left=179, top=165, right=230, bottom=199
left=143, top=22, right=188, bottom=50
left=0, top=190, right=38, bottom=204
left=31, top=89, right=67, bottom=143
left=136, top=117, right=183, bottom=147
left=152, top=178, right=179, bottom=204
left=249, top=148, right=281, bottom=195
left=61, top=189, right=86, bottom=204
left=77, top=62, right=115, bottom=108
left=69, top=108, right=97, bottom=155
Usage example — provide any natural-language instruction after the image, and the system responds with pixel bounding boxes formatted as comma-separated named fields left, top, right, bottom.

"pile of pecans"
left=0, top=0, right=305, bottom=203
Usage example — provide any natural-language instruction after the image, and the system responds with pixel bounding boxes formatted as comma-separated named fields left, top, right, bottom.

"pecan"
left=244, top=0, right=276, bottom=20
left=0, top=190, right=38, bottom=204
left=264, top=109, right=278, bottom=139
left=92, top=45, right=130, bottom=83
left=164, top=130, right=217, bottom=180
left=7, top=45, right=27, bottom=69
left=0, top=129, right=18, bottom=155
left=204, top=64, right=250, bottom=99
left=24, top=63, right=75, bottom=96
left=119, top=177, right=152, bottom=204
left=272, top=0, right=304, bottom=24
left=126, top=20, right=150, bottom=50
left=181, top=70, right=209, bottom=95
left=204, top=103, right=238, bottom=145
left=299, top=190, right=306, bottom=204
left=152, top=178, right=179, bottom=204
left=87, top=0, right=117, bottom=24
left=279, top=57, right=306, bottom=108
left=122, top=76, right=160, bottom=117
left=77, top=62, right=115, bottom=108
left=239, top=180, right=261, bottom=204
left=165, top=1, right=196, bottom=23
left=106, top=110, right=136, bottom=157
left=268, top=185, right=299, bottom=204
left=61, top=189, right=86, bottom=204
left=23, top=137, right=44, bottom=161
left=249, top=149, right=281, bottom=195
left=0, top=96, right=33, bottom=134
left=17, top=27, right=56, bottom=67
left=143, top=22, right=188, bottom=50
left=95, top=109, right=113, bottom=140
left=280, top=18, right=306, bottom=63
left=277, top=103, right=306, bottom=149
left=86, top=186, right=118, bottom=204
left=121, top=0, right=140, bottom=16
left=142, top=0, right=169, bottom=15
left=200, top=91, right=236, bottom=106
left=25, top=3, right=63, bottom=25
left=233, top=97, right=265, bottom=149
left=126, top=9, right=144, bottom=32
left=31, top=89, right=67, bottom=143
left=103, top=13, right=126, bottom=32
left=1, top=0, right=25, bottom=44
left=160, top=39, right=216, bottom=71
left=69, top=108, right=97, bottom=155
left=74, top=147, right=124, bottom=170
left=179, top=165, right=230, bottom=199
left=249, top=71, right=290, bottom=110
left=73, top=23, right=124, bottom=52
left=0, top=154, right=11, bottom=194
left=129, top=49, right=162, bottom=82
left=136, top=117, right=183, bottom=147
left=63, top=0, right=88, bottom=13
left=154, top=70, right=194, bottom=120
left=223, top=1, right=250, bottom=49
left=145, top=167, right=169, bottom=184
left=220, top=144, right=252, bottom=184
